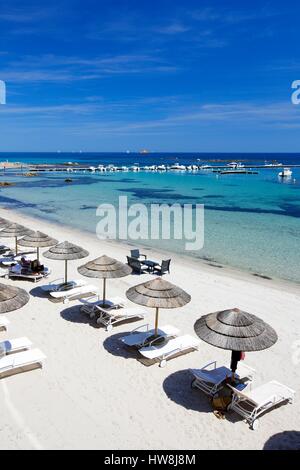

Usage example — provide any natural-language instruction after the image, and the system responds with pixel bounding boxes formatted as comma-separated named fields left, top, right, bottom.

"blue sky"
left=0, top=0, right=300, bottom=152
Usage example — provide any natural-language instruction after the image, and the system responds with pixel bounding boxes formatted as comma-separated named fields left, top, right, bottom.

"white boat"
left=187, top=164, right=198, bottom=171
left=106, top=164, right=117, bottom=172
left=157, top=165, right=166, bottom=171
left=199, top=165, right=212, bottom=170
left=98, top=165, right=106, bottom=172
left=278, top=167, right=292, bottom=177
left=130, top=165, right=140, bottom=172
left=170, top=164, right=186, bottom=170
left=121, top=166, right=129, bottom=171
left=266, top=162, right=283, bottom=167
left=89, top=166, right=96, bottom=172
left=227, top=162, right=244, bottom=169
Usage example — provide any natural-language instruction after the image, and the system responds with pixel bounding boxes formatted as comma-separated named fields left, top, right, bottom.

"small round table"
left=143, top=260, right=159, bottom=272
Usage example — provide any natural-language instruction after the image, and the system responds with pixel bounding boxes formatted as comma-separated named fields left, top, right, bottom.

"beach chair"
left=120, top=324, right=180, bottom=348
left=0, top=316, right=10, bottom=331
left=41, top=278, right=87, bottom=293
left=8, top=264, right=51, bottom=282
left=1, top=254, right=35, bottom=267
left=153, top=259, right=171, bottom=275
left=227, top=380, right=295, bottom=430
left=50, top=284, right=99, bottom=304
left=127, top=256, right=149, bottom=274
left=190, top=361, right=255, bottom=397
left=0, top=337, right=32, bottom=354
left=95, top=305, right=146, bottom=331
left=139, top=334, right=200, bottom=367
left=0, top=255, right=15, bottom=266
left=0, top=348, right=46, bottom=378
left=0, top=245, right=10, bottom=255
left=80, top=295, right=126, bottom=317
left=130, top=249, right=147, bottom=260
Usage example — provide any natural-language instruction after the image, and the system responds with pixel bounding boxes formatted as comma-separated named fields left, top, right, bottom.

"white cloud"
left=155, top=22, right=191, bottom=35
left=0, top=7, right=54, bottom=23
left=2, top=100, right=299, bottom=134
left=1, top=52, right=180, bottom=83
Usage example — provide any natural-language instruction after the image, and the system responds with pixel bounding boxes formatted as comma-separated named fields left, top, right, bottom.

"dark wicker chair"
left=130, top=249, right=147, bottom=260
left=153, top=259, right=171, bottom=275
left=127, top=256, right=148, bottom=274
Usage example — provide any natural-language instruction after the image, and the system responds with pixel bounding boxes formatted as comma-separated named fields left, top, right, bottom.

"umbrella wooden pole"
left=15, top=237, right=18, bottom=255
left=65, top=260, right=68, bottom=283
left=37, top=247, right=40, bottom=262
left=103, top=278, right=107, bottom=305
left=154, top=307, right=159, bottom=336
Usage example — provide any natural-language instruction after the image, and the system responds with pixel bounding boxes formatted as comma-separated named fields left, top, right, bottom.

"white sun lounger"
left=80, top=296, right=126, bottom=317
left=41, top=278, right=87, bottom=293
left=0, top=348, right=46, bottom=377
left=8, top=265, right=51, bottom=283
left=139, top=334, right=200, bottom=367
left=190, top=361, right=255, bottom=397
left=0, top=316, right=10, bottom=331
left=0, top=337, right=32, bottom=354
left=120, top=324, right=180, bottom=348
left=95, top=305, right=146, bottom=331
left=228, top=380, right=295, bottom=430
left=1, top=254, right=36, bottom=266
left=50, top=284, right=99, bottom=304
left=0, top=256, right=15, bottom=265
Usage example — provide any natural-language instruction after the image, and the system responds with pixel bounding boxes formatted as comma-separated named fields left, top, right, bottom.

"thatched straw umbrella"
left=43, top=241, right=89, bottom=284
left=194, top=308, right=278, bottom=378
left=126, top=277, right=191, bottom=337
left=78, top=255, right=131, bottom=306
left=18, top=231, right=58, bottom=262
left=0, top=217, right=11, bottom=228
left=0, top=223, right=32, bottom=255
left=0, top=282, right=30, bottom=313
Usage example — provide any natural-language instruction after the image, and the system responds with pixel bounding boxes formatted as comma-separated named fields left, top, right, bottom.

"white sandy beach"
left=0, top=206, right=299, bottom=450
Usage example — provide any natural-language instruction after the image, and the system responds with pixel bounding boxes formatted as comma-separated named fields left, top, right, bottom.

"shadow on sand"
left=263, top=431, right=300, bottom=450
left=163, top=370, right=248, bottom=423
left=163, top=369, right=212, bottom=413
left=103, top=332, right=140, bottom=361
left=29, top=286, right=49, bottom=299
left=60, top=305, right=99, bottom=328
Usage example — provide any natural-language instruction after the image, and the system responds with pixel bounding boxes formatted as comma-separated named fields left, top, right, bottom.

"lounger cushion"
left=246, top=381, right=294, bottom=406
left=98, top=307, right=146, bottom=318
left=0, top=348, right=46, bottom=372
left=41, top=279, right=86, bottom=292
left=140, top=334, right=200, bottom=359
left=50, top=284, right=97, bottom=298
left=0, top=337, right=32, bottom=353
left=81, top=296, right=126, bottom=309
left=191, top=366, right=236, bottom=385
left=121, top=325, right=180, bottom=347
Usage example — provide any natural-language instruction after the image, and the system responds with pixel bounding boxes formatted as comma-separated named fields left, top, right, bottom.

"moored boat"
left=278, top=167, right=292, bottom=178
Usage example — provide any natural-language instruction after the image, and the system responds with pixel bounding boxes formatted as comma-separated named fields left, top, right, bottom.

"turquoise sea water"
left=1, top=153, right=300, bottom=283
